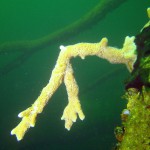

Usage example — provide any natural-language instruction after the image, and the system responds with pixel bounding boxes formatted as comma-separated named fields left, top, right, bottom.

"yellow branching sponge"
left=11, top=36, right=136, bottom=141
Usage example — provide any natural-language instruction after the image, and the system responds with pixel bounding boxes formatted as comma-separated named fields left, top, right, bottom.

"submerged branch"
left=0, top=0, right=127, bottom=76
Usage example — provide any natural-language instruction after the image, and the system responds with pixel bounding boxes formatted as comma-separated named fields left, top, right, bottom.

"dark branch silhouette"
left=0, top=0, right=127, bottom=76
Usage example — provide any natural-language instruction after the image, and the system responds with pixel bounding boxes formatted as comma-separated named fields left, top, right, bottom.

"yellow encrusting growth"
left=11, top=36, right=136, bottom=141
left=119, top=87, right=150, bottom=149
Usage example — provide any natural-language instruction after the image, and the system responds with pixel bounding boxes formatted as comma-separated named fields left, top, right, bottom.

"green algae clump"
left=119, top=87, right=150, bottom=150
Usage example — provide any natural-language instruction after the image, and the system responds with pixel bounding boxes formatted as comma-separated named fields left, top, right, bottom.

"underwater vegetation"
left=114, top=8, right=150, bottom=150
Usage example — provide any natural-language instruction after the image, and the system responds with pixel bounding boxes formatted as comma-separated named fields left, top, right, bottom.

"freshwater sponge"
left=11, top=36, right=136, bottom=141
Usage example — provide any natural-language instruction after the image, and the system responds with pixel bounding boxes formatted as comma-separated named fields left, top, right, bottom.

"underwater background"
left=0, top=0, right=149, bottom=149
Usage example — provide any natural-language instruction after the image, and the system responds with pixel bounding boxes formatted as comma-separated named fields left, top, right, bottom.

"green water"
left=0, top=0, right=149, bottom=149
